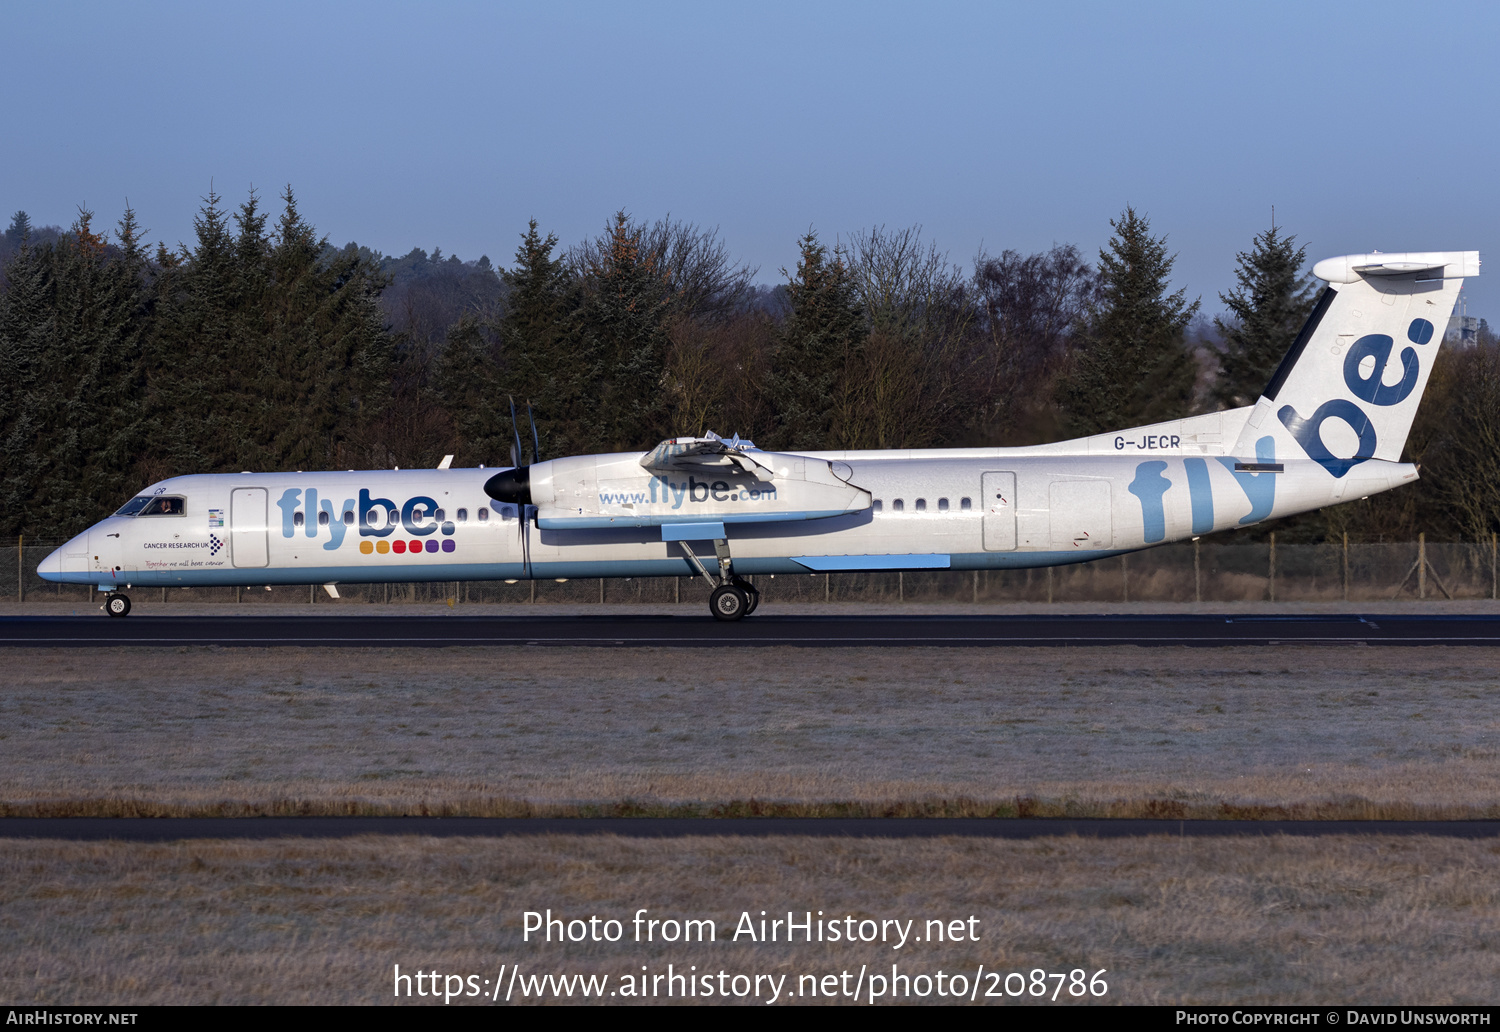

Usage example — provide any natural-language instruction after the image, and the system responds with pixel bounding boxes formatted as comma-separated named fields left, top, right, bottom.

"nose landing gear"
left=104, top=593, right=132, bottom=617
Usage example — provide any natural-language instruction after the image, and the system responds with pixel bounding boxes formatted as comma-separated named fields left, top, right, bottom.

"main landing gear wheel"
left=104, top=593, right=131, bottom=617
left=710, top=584, right=749, bottom=621
left=733, top=578, right=760, bottom=615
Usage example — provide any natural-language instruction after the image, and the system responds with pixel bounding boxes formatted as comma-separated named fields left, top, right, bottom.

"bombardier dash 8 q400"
left=39, top=250, right=1479, bottom=620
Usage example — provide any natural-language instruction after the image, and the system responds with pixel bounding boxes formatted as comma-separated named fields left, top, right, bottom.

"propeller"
left=486, top=394, right=541, bottom=580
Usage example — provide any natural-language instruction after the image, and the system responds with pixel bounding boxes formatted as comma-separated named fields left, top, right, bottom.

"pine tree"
left=432, top=316, right=512, bottom=465
left=1056, top=207, right=1199, bottom=436
left=260, top=186, right=391, bottom=471
left=0, top=206, right=150, bottom=534
left=769, top=232, right=865, bottom=449
left=0, top=231, right=55, bottom=531
left=1213, top=223, right=1315, bottom=408
left=495, top=219, right=588, bottom=457
left=5, top=211, right=32, bottom=247
left=579, top=211, right=671, bottom=451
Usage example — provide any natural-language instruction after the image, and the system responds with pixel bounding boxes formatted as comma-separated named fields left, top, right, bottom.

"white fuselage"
left=38, top=409, right=1416, bottom=590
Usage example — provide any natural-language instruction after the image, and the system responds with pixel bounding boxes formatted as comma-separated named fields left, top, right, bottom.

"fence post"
left=1121, top=554, right=1128, bottom=603
left=898, top=571, right=904, bottom=603
left=1046, top=566, right=1054, bottom=604
left=599, top=578, right=605, bottom=603
left=1193, top=538, right=1201, bottom=603
left=17, top=535, right=22, bottom=605
left=1492, top=533, right=1497, bottom=601
left=1418, top=533, right=1426, bottom=600
left=1269, top=533, right=1276, bottom=602
left=1342, top=533, right=1349, bottom=602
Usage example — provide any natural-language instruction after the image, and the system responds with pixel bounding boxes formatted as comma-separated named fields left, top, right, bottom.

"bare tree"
left=568, top=214, right=756, bottom=322
left=972, top=243, right=1097, bottom=441
left=838, top=225, right=983, bottom=447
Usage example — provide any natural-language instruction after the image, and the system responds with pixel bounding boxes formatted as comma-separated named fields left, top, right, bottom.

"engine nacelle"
left=525, top=449, right=869, bottom=529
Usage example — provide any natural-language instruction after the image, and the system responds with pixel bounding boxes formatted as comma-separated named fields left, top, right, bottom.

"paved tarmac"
left=2, top=817, right=1497, bottom=840
left=2, top=612, right=1500, bottom=647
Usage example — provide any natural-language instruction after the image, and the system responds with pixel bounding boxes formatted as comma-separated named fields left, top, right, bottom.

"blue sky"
left=5, top=1, right=1496, bottom=317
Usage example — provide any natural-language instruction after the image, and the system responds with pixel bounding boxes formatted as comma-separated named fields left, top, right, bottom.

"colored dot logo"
left=209, top=534, right=223, bottom=557
left=358, top=537, right=455, bottom=556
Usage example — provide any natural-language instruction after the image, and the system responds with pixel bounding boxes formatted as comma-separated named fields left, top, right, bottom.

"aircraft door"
left=230, top=487, right=270, bottom=568
left=981, top=471, right=1017, bottom=550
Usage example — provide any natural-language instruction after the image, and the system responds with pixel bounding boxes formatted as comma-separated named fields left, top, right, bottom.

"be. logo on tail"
left=1277, top=318, right=1435, bottom=478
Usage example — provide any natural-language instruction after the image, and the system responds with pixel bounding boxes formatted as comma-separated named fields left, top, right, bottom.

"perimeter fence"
left=5, top=534, right=1497, bottom=607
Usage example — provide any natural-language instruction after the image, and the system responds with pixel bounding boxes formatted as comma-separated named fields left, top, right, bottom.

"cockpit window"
left=113, top=496, right=155, bottom=516
left=135, top=496, right=186, bottom=516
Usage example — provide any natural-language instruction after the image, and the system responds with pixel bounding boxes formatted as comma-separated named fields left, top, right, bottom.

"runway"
left=2, top=612, right=1500, bottom=647
left=1, top=817, right=1497, bottom=840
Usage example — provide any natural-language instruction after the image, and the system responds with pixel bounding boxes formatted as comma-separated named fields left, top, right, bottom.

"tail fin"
left=1232, top=250, right=1479, bottom=476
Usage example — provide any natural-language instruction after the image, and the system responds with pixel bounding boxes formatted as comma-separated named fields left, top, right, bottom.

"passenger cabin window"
left=915, top=499, right=926, bottom=512
left=960, top=497, right=972, bottom=511
left=457, top=508, right=468, bottom=523
left=137, top=497, right=185, bottom=517
left=938, top=498, right=949, bottom=512
left=343, top=510, right=354, bottom=525
left=318, top=511, right=330, bottom=526
left=477, top=508, right=490, bottom=523
left=434, top=508, right=445, bottom=521
left=873, top=500, right=883, bottom=512
left=293, top=512, right=305, bottom=527
left=893, top=499, right=904, bottom=512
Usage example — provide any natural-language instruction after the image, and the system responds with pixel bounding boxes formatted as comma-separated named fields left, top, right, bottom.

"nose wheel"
left=104, top=592, right=131, bottom=617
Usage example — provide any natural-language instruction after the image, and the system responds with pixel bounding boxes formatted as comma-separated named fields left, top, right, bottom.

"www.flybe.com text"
left=598, top=476, right=777, bottom=509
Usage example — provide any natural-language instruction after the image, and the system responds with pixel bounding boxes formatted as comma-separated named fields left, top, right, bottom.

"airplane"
left=38, top=249, right=1478, bottom=621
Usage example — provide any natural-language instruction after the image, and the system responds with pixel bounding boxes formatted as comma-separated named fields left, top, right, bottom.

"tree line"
left=1, top=189, right=1495, bottom=542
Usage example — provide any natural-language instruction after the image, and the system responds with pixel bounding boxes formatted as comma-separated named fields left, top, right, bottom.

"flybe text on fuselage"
left=269, top=488, right=460, bottom=546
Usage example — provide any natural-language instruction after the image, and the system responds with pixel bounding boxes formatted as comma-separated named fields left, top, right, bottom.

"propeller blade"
left=526, top=400, right=541, bottom=464
left=507, top=396, right=524, bottom=469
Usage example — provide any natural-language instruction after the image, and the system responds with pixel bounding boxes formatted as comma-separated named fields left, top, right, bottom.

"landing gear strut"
left=679, top=537, right=759, bottom=621
left=104, top=592, right=131, bottom=617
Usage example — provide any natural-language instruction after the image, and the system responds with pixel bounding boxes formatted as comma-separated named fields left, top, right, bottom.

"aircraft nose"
left=37, top=547, right=62, bottom=582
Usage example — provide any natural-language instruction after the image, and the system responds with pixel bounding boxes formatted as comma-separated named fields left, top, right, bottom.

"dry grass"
left=0, top=646, right=1497, bottom=818
left=2, top=833, right=1498, bottom=1005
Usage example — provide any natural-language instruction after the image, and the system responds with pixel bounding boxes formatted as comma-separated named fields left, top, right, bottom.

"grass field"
left=0, top=645, right=1496, bottom=818
left=4, top=642, right=1498, bottom=1005
left=3, top=833, right=1498, bottom=1005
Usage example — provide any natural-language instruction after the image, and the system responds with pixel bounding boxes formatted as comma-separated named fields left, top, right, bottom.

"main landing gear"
left=104, top=592, right=131, bottom=617
left=679, top=537, right=760, bottom=622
